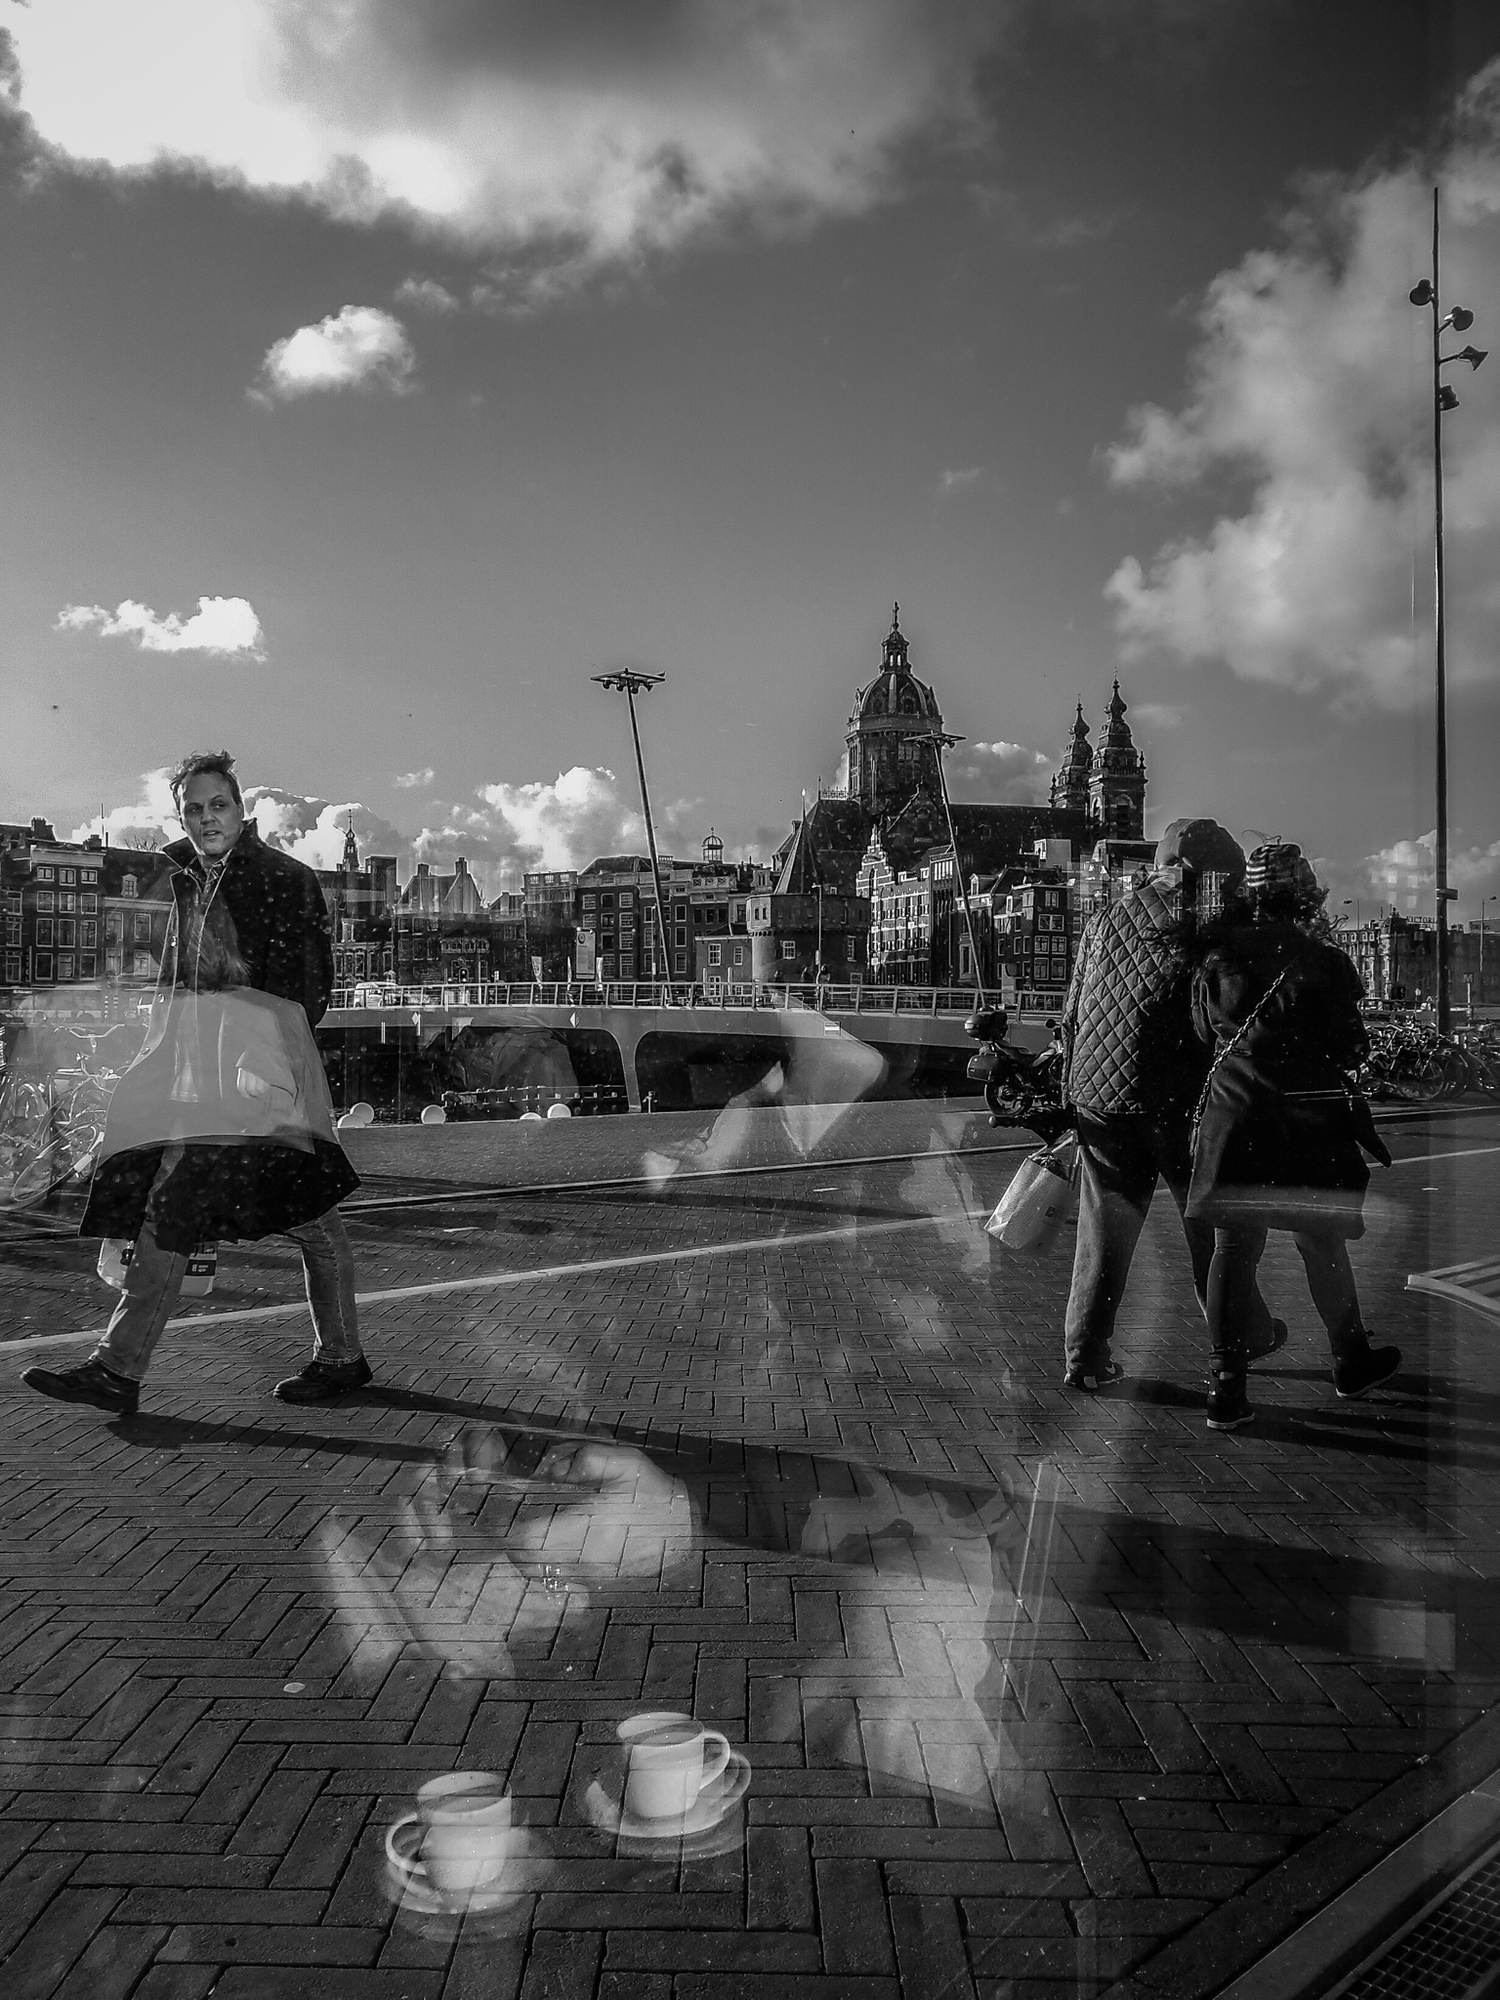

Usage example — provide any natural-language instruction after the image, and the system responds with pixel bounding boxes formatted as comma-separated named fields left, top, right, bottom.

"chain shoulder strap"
left=1191, top=960, right=1298, bottom=1140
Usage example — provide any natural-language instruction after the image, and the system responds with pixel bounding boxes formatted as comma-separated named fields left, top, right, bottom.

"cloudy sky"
left=3, top=0, right=1500, bottom=913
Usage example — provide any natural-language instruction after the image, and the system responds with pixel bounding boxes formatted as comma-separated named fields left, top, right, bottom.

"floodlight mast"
left=592, top=669, right=672, bottom=986
left=914, top=729, right=986, bottom=1006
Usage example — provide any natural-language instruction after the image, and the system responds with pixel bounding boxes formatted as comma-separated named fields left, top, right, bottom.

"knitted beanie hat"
left=1244, top=841, right=1324, bottom=909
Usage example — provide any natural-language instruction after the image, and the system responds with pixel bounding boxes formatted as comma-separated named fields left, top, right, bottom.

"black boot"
left=1206, top=1366, right=1254, bottom=1432
left=1333, top=1339, right=1401, bottom=1400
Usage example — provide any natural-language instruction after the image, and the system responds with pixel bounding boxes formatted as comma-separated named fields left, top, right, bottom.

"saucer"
left=383, top=1814, right=515, bottom=1914
left=585, top=1750, right=751, bottom=1843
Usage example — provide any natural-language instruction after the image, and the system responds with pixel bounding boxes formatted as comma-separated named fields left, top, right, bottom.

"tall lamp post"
left=914, top=731, right=985, bottom=1004
left=1410, top=186, right=1487, bottom=1036
left=592, top=669, right=672, bottom=989
left=1482, top=894, right=1495, bottom=1011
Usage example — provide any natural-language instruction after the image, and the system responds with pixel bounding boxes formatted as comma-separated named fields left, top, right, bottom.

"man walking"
left=1060, top=818, right=1282, bottom=1389
left=23, top=751, right=370, bottom=1415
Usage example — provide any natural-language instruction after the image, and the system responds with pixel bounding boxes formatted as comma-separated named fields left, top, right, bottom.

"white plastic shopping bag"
left=985, top=1135, right=1080, bottom=1253
left=97, top=1237, right=217, bottom=1296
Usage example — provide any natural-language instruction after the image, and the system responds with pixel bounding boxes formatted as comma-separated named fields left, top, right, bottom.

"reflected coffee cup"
left=386, top=1771, right=512, bottom=1896
left=619, top=1713, right=732, bottom=1822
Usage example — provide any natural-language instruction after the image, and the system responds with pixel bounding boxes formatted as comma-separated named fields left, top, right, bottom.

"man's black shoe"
left=1249, top=1318, right=1289, bottom=1363
left=1333, top=1343, right=1401, bottom=1400
left=21, top=1359, right=139, bottom=1415
left=274, top=1356, right=373, bottom=1404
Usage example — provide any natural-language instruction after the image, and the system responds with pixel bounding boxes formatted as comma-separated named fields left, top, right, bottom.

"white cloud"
left=6, top=2, right=1004, bottom=302
left=1365, top=828, right=1500, bottom=911
left=394, top=276, right=461, bottom=315
left=253, top=304, right=415, bottom=403
left=1105, top=64, right=1500, bottom=708
left=394, top=767, right=435, bottom=790
left=938, top=465, right=984, bottom=495
left=1131, top=702, right=1184, bottom=729
left=56, top=594, right=265, bottom=656
left=472, top=765, right=644, bottom=872
left=947, top=740, right=1052, bottom=805
left=70, top=768, right=181, bottom=850
left=245, top=789, right=412, bottom=871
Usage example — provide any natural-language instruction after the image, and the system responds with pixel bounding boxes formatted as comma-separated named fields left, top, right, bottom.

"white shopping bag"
left=97, top=1237, right=218, bottom=1296
left=985, top=1135, right=1080, bottom=1253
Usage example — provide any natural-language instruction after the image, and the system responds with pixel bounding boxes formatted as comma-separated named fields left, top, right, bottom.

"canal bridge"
left=324, top=980, right=1061, bottom=1113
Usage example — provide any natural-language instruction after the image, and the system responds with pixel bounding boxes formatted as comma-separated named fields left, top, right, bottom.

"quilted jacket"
left=1062, top=873, right=1207, bottom=1115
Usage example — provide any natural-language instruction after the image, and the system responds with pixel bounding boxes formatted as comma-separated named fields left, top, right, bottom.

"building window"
left=132, top=950, right=152, bottom=977
left=60, top=892, right=77, bottom=913
left=57, top=920, right=75, bottom=947
left=34, top=951, right=53, bottom=980
left=37, top=866, right=54, bottom=881
left=846, top=936, right=858, bottom=960
left=80, top=893, right=97, bottom=913
left=61, top=868, right=76, bottom=885
left=82, top=870, right=97, bottom=885
left=36, top=919, right=54, bottom=946
left=80, top=954, right=96, bottom=979
left=675, top=927, right=686, bottom=947
left=37, top=891, right=54, bottom=912
left=675, top=905, right=687, bottom=921
left=122, top=876, right=137, bottom=898
left=732, top=945, right=744, bottom=965
left=133, top=912, right=151, bottom=942
left=5, top=954, right=19, bottom=984
left=708, top=943, right=722, bottom=966
left=674, top=951, right=686, bottom=973
left=781, top=940, right=797, bottom=959
left=4, top=919, right=17, bottom=947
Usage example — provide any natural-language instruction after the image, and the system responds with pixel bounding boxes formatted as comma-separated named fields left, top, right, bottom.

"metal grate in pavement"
left=1327, top=1843, right=1500, bottom=1998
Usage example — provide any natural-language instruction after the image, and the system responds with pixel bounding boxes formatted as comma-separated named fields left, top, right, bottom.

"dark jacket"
left=79, top=824, right=359, bottom=1251
left=1185, top=920, right=1389, bottom=1235
left=1062, top=873, right=1206, bottom=1117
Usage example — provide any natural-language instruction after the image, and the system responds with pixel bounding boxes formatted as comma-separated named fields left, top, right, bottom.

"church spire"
left=340, top=815, right=360, bottom=873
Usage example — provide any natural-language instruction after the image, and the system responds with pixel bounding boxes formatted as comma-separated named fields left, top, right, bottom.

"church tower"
left=1088, top=681, right=1147, bottom=840
left=845, top=605, right=945, bottom=821
left=1050, top=703, right=1092, bottom=816
left=340, top=816, right=360, bottom=874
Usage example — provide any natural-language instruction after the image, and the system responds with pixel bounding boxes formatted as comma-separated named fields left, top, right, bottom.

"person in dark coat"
left=22, top=751, right=369, bottom=1416
left=1059, top=818, right=1282, bottom=1390
left=1186, top=841, right=1398, bottom=1432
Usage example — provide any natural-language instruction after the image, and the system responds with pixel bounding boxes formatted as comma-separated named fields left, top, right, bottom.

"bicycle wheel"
left=1386, top=1053, right=1445, bottom=1102
left=4, top=1136, right=69, bottom=1208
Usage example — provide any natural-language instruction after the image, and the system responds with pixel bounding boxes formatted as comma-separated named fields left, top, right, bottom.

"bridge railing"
left=330, top=981, right=989, bottom=1016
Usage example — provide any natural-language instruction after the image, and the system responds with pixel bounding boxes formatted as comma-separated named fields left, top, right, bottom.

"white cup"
left=386, top=1772, right=512, bottom=1896
left=620, top=1714, right=732, bottom=1822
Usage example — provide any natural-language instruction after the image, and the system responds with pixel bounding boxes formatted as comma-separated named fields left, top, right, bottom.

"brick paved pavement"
left=2, top=1100, right=1499, bottom=2000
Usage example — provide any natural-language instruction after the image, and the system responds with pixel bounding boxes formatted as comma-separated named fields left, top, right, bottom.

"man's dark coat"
left=79, top=823, right=359, bottom=1251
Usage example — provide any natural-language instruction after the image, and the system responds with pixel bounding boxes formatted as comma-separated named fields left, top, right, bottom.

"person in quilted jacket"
left=21, top=751, right=370, bottom=1418
left=1059, top=818, right=1282, bottom=1390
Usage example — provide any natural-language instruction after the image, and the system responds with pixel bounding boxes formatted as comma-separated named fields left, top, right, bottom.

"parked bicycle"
left=1359, top=1018, right=1499, bottom=1103
left=0, top=1020, right=137, bottom=1209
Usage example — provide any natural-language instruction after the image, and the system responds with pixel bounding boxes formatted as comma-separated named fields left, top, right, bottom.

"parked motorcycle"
left=963, top=1006, right=1071, bottom=1141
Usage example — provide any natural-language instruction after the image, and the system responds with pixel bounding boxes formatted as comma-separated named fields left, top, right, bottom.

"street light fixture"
left=1410, top=186, right=1485, bottom=1036
left=592, top=668, right=672, bottom=988
left=913, top=731, right=985, bottom=1003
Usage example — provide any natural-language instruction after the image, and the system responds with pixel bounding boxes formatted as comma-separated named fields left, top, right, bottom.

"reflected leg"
left=1063, top=1113, right=1155, bottom=1377
left=287, top=1207, right=363, bottom=1364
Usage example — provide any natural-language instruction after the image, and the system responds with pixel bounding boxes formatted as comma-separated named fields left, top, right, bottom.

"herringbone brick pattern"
left=0, top=1102, right=1496, bottom=1999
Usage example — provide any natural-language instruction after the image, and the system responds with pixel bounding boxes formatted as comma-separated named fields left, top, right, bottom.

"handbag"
left=985, top=1134, right=1080, bottom=1252
left=1190, top=962, right=1296, bottom=1151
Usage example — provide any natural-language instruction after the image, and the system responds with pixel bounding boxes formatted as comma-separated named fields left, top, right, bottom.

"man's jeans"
left=93, top=1207, right=362, bottom=1384
left=1064, top=1109, right=1272, bottom=1374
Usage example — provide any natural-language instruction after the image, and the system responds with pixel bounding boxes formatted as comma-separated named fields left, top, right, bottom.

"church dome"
left=849, top=604, right=943, bottom=727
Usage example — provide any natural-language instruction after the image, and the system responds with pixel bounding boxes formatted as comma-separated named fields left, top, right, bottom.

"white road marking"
left=5, top=1208, right=985, bottom=1350
left=9, top=1143, right=1497, bottom=1358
